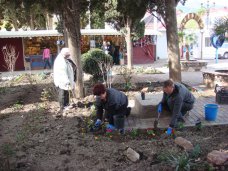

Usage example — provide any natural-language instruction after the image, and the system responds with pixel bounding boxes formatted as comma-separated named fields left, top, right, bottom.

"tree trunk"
left=165, top=0, right=181, bottom=82
left=125, top=17, right=133, bottom=69
left=30, top=14, right=34, bottom=30
left=63, top=19, right=68, bottom=47
left=64, top=0, right=84, bottom=98
left=12, top=19, right=19, bottom=31
left=45, top=11, right=53, bottom=30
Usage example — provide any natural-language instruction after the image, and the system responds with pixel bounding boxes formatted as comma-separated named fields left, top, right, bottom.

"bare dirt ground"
left=0, top=73, right=227, bottom=171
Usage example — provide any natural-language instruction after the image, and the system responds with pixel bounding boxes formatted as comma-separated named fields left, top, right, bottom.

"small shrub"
left=119, top=66, right=133, bottom=91
left=81, top=48, right=113, bottom=82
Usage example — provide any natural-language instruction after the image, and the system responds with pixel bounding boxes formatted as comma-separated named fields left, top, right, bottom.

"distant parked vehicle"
left=218, top=42, right=228, bottom=59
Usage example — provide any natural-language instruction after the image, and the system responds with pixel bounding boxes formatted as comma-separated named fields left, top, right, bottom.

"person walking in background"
left=53, top=48, right=77, bottom=114
left=119, top=47, right=124, bottom=65
left=43, top=45, right=51, bottom=69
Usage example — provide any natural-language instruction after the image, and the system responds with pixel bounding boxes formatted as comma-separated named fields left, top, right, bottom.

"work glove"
left=157, top=103, right=162, bottom=113
left=106, top=124, right=116, bottom=131
left=166, top=127, right=173, bottom=135
left=94, top=119, right=102, bottom=127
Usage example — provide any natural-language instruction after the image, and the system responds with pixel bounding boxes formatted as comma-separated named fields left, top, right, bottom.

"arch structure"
left=179, top=13, right=204, bottom=31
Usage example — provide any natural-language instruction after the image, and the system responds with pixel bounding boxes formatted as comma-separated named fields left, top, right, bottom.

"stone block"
left=133, top=93, right=170, bottom=118
left=181, top=60, right=208, bottom=71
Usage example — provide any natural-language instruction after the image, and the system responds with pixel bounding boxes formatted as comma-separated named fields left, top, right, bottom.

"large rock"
left=125, top=147, right=140, bottom=162
left=207, top=150, right=228, bottom=165
left=174, top=137, right=193, bottom=151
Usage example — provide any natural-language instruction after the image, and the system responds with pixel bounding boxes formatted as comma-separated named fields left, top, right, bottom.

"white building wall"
left=156, top=30, right=168, bottom=59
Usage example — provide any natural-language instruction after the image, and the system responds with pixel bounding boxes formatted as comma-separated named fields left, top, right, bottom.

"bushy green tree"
left=0, top=0, right=51, bottom=30
left=213, top=16, right=228, bottom=37
left=105, top=0, right=149, bottom=68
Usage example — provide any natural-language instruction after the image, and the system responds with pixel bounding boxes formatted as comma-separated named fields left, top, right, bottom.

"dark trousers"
left=180, top=102, right=194, bottom=115
left=105, top=100, right=128, bottom=125
left=164, top=102, right=194, bottom=127
left=164, top=102, right=194, bottom=116
left=44, top=58, right=51, bottom=69
left=58, top=87, right=69, bottom=110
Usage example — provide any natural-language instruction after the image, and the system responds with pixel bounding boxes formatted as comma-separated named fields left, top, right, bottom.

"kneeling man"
left=158, top=80, right=195, bottom=128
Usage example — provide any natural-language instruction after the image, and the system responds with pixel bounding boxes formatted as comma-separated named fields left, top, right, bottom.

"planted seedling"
left=130, top=128, right=139, bottom=138
left=1, top=143, right=15, bottom=170
left=146, top=129, right=155, bottom=137
left=195, top=119, right=203, bottom=131
left=177, top=122, right=185, bottom=130
left=12, top=100, right=24, bottom=111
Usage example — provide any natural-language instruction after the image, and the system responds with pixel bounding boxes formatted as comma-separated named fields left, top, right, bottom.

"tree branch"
left=150, top=12, right=166, bottom=28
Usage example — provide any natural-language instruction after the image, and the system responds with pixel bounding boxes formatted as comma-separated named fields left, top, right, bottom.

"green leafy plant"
left=12, top=100, right=24, bottom=111
left=157, top=146, right=203, bottom=171
left=40, top=88, right=51, bottom=101
left=119, top=66, right=133, bottom=91
left=4, top=22, right=13, bottom=31
left=129, top=128, right=138, bottom=138
left=146, top=129, right=155, bottom=136
left=160, top=152, right=191, bottom=171
left=90, top=105, right=97, bottom=118
left=196, top=122, right=203, bottom=131
left=1, top=143, right=15, bottom=170
left=13, top=74, right=25, bottom=83
left=16, top=131, right=27, bottom=143
left=81, top=48, right=113, bottom=82
left=189, top=144, right=201, bottom=159
left=25, top=73, right=37, bottom=85
left=177, top=122, right=185, bottom=130
left=0, top=87, right=7, bottom=94
left=2, top=143, right=15, bottom=157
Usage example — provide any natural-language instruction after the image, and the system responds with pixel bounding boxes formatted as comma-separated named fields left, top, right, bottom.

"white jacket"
left=53, top=53, right=75, bottom=90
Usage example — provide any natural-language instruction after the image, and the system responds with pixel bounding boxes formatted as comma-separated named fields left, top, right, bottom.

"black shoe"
left=126, top=107, right=131, bottom=117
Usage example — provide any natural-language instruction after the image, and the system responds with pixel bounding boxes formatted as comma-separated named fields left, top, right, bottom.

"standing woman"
left=53, top=48, right=77, bottom=113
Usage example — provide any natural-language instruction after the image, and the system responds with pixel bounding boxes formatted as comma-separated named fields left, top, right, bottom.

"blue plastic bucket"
left=204, top=104, right=218, bottom=121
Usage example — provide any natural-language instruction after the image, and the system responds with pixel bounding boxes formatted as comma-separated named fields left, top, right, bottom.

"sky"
left=177, top=0, right=228, bottom=13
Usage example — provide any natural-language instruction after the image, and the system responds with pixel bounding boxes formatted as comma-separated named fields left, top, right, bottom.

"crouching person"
left=93, top=83, right=131, bottom=133
left=158, top=80, right=195, bottom=131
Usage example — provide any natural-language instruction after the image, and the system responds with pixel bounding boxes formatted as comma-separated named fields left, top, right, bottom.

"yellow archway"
left=179, top=13, right=204, bottom=30
left=179, top=13, right=205, bottom=59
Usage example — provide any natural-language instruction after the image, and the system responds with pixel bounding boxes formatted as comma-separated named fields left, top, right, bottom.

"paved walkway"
left=125, top=95, right=228, bottom=129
